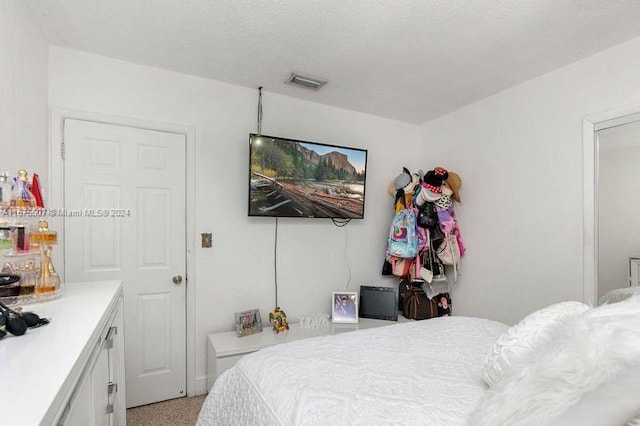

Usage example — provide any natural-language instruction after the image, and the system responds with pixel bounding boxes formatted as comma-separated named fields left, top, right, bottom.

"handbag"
left=437, top=233, right=460, bottom=282
left=437, top=233, right=460, bottom=266
left=389, top=256, right=412, bottom=278
left=399, top=281, right=438, bottom=320
left=417, top=201, right=439, bottom=229
left=435, top=293, right=452, bottom=316
left=419, top=230, right=447, bottom=283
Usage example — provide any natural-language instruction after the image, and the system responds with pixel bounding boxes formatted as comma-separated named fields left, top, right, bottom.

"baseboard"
left=193, top=376, right=209, bottom=396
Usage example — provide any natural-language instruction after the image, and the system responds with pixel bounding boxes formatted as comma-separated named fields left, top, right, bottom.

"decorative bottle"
left=30, top=221, right=57, bottom=246
left=30, top=173, right=44, bottom=208
left=36, top=246, right=59, bottom=295
left=0, top=171, right=12, bottom=206
left=10, top=170, right=36, bottom=209
left=12, top=224, right=30, bottom=253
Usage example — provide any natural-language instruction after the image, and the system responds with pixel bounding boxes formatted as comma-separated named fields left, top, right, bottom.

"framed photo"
left=235, top=309, right=263, bottom=337
left=332, top=292, right=359, bottom=323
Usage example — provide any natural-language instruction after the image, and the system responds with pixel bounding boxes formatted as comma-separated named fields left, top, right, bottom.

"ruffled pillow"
left=482, top=300, right=590, bottom=387
left=470, top=295, right=640, bottom=426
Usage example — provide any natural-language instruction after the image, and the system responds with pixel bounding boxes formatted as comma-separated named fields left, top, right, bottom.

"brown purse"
left=399, top=281, right=438, bottom=320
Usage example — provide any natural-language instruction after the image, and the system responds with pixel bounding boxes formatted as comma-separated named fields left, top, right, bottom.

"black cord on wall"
left=274, top=217, right=279, bottom=307
left=256, top=86, right=279, bottom=308
left=257, top=86, right=263, bottom=135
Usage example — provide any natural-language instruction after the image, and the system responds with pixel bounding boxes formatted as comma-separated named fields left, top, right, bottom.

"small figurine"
left=269, top=306, right=289, bottom=333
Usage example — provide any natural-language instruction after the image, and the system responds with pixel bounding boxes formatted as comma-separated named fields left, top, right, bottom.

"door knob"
left=172, top=275, right=183, bottom=285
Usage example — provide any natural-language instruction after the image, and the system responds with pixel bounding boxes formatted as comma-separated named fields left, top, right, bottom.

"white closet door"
left=64, top=119, right=187, bottom=407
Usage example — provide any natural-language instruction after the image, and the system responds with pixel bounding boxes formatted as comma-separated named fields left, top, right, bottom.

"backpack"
left=387, top=207, right=418, bottom=259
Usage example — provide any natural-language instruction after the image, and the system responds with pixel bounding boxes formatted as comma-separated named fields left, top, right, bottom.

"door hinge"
left=61, top=142, right=65, bottom=160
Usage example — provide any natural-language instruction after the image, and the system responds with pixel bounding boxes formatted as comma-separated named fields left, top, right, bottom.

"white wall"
left=418, top=35, right=640, bottom=325
left=598, top=124, right=640, bottom=298
left=0, top=0, right=48, bottom=187
left=48, top=46, right=418, bottom=387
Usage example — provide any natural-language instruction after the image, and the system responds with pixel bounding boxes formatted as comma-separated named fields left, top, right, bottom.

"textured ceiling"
left=24, top=0, right=640, bottom=124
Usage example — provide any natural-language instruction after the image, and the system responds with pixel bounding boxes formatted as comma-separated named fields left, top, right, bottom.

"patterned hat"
left=422, top=170, right=443, bottom=191
left=434, top=167, right=449, bottom=181
left=435, top=185, right=453, bottom=209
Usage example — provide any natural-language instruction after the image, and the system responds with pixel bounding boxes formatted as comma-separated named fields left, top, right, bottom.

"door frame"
left=583, top=104, right=640, bottom=306
left=49, top=107, right=199, bottom=396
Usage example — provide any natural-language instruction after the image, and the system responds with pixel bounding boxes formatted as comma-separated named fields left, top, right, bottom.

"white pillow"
left=469, top=295, right=640, bottom=426
left=599, top=285, right=640, bottom=305
left=482, top=301, right=590, bottom=387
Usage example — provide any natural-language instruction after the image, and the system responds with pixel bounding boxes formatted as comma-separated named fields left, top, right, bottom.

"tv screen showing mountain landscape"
left=248, top=134, right=367, bottom=218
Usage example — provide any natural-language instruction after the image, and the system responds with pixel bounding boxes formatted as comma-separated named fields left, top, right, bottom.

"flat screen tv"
left=248, top=133, right=367, bottom=218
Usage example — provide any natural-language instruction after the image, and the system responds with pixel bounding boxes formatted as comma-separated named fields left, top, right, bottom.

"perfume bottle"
left=30, top=221, right=57, bottom=245
left=0, top=227, right=11, bottom=253
left=0, top=171, right=12, bottom=206
left=30, top=173, right=44, bottom=208
left=12, top=224, right=30, bottom=253
left=10, top=170, right=36, bottom=209
left=36, top=245, right=59, bottom=294
left=18, top=258, right=37, bottom=296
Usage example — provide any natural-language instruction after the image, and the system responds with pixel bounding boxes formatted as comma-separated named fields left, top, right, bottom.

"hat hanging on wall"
left=420, top=170, right=443, bottom=201
left=404, top=172, right=420, bottom=194
left=433, top=167, right=449, bottom=181
left=435, top=185, right=453, bottom=209
left=444, top=172, right=462, bottom=203
left=388, top=167, right=419, bottom=196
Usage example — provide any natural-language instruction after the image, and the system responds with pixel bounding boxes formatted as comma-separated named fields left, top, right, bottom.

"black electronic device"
left=359, top=285, right=399, bottom=321
left=248, top=133, right=367, bottom=219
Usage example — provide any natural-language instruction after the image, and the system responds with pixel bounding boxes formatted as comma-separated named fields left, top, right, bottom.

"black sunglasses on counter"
left=0, top=299, right=50, bottom=339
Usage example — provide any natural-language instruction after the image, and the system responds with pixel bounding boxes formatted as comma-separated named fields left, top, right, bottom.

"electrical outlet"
left=201, top=233, right=212, bottom=248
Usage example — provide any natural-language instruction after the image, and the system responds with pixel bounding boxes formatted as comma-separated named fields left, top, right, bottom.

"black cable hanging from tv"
left=331, top=217, right=351, bottom=227
left=257, top=86, right=278, bottom=307
left=274, top=217, right=279, bottom=308
left=257, top=87, right=263, bottom=135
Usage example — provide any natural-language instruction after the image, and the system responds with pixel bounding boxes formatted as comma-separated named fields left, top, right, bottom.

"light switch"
left=201, top=233, right=212, bottom=248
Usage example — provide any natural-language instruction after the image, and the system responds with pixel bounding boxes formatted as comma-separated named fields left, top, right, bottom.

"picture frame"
left=331, top=292, right=359, bottom=323
left=235, top=309, right=263, bottom=337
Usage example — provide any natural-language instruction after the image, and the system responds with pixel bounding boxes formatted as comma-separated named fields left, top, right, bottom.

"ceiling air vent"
left=286, top=73, right=327, bottom=90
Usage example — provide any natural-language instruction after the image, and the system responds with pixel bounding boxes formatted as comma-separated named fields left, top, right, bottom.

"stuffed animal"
left=269, top=307, right=289, bottom=333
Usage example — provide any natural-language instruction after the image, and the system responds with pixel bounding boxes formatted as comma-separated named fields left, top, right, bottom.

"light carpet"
left=127, top=395, right=207, bottom=426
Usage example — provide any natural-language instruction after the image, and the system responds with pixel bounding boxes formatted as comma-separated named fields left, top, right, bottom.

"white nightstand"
left=206, top=317, right=400, bottom=390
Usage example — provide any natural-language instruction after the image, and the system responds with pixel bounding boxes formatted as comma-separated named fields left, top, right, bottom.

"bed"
left=198, top=297, right=640, bottom=426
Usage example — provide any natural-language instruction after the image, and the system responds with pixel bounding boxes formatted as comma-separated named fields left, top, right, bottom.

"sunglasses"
left=0, top=300, right=50, bottom=339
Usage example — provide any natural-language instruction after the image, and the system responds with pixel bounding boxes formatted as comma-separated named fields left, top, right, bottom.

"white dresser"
left=207, top=317, right=401, bottom=391
left=0, top=280, right=125, bottom=425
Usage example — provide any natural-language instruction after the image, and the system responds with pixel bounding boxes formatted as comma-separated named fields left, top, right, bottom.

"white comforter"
left=197, top=316, right=507, bottom=426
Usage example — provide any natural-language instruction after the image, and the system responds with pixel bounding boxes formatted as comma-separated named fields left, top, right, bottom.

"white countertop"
left=0, top=280, right=123, bottom=425
left=210, top=317, right=400, bottom=357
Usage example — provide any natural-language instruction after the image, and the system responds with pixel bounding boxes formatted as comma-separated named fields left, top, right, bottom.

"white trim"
left=583, top=103, right=640, bottom=306
left=582, top=118, right=597, bottom=306
left=49, top=106, right=198, bottom=397
left=194, top=376, right=209, bottom=396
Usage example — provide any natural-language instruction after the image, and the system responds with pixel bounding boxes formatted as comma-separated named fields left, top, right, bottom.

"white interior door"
left=63, top=119, right=187, bottom=407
